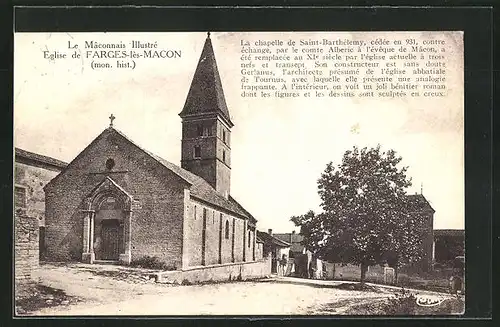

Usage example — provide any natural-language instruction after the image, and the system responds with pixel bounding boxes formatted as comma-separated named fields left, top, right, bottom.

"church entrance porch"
left=82, top=177, right=132, bottom=265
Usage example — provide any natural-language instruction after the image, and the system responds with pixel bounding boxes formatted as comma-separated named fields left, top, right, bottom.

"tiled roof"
left=179, top=34, right=233, bottom=126
left=112, top=128, right=248, bottom=219
left=434, top=229, right=464, bottom=237
left=274, top=233, right=305, bottom=253
left=256, top=231, right=290, bottom=248
left=15, top=147, right=68, bottom=169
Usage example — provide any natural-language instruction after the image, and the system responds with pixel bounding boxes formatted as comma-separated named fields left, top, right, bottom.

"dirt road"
left=27, top=263, right=391, bottom=315
left=27, top=263, right=453, bottom=316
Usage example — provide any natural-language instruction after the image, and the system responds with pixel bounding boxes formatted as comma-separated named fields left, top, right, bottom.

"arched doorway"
left=82, top=176, right=132, bottom=264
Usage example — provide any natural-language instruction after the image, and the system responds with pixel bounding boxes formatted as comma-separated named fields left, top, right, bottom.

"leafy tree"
left=292, top=145, right=421, bottom=285
left=385, top=197, right=426, bottom=282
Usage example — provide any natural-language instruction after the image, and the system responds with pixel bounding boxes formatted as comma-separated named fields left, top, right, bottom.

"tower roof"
left=179, top=33, right=233, bottom=127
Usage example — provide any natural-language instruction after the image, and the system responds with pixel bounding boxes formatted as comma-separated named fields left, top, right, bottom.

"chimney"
left=268, top=229, right=272, bottom=236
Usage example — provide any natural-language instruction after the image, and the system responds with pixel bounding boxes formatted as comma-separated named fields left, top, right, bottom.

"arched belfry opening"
left=82, top=177, right=132, bottom=264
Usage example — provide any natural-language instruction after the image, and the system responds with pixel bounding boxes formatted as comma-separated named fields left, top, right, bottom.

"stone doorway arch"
left=82, top=177, right=132, bottom=264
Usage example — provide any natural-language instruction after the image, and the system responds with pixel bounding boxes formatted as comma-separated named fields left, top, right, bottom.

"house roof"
left=179, top=33, right=233, bottom=127
left=256, top=230, right=290, bottom=248
left=274, top=233, right=305, bottom=253
left=15, top=147, right=68, bottom=170
left=434, top=229, right=464, bottom=237
left=406, top=194, right=435, bottom=213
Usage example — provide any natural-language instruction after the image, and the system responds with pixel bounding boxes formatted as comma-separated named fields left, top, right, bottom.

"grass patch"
left=333, top=282, right=385, bottom=293
left=344, top=288, right=465, bottom=315
left=308, top=298, right=364, bottom=314
left=15, top=282, right=80, bottom=315
left=130, top=256, right=176, bottom=271
left=181, top=279, right=192, bottom=286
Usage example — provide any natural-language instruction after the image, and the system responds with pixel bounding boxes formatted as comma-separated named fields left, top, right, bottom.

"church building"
left=44, top=33, right=259, bottom=270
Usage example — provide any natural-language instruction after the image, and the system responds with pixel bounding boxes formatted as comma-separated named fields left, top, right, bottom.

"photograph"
left=14, top=31, right=465, bottom=316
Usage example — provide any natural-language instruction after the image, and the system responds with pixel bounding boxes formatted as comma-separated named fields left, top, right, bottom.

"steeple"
left=179, top=33, right=233, bottom=198
left=179, top=32, right=233, bottom=127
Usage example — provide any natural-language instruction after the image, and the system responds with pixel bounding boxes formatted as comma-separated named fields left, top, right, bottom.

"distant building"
left=273, top=231, right=322, bottom=278
left=433, top=229, right=464, bottom=263
left=256, top=229, right=290, bottom=274
left=406, top=194, right=435, bottom=271
left=273, top=231, right=306, bottom=258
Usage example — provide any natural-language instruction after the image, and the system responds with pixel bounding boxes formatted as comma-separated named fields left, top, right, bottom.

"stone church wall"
left=233, top=217, right=244, bottom=262
left=184, top=199, right=249, bottom=268
left=14, top=214, right=39, bottom=281
left=45, top=130, right=185, bottom=268
left=184, top=202, right=202, bottom=266
left=204, top=208, right=220, bottom=265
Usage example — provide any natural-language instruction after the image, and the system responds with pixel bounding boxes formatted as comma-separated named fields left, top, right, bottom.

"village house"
left=256, top=229, right=290, bottom=274
left=15, top=148, right=68, bottom=259
left=274, top=231, right=323, bottom=278
left=43, top=33, right=266, bottom=278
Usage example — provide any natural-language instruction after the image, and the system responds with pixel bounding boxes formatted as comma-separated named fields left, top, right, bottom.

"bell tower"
left=179, top=32, right=233, bottom=198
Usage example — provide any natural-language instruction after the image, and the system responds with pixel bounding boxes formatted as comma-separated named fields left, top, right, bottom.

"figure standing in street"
left=279, top=254, right=287, bottom=277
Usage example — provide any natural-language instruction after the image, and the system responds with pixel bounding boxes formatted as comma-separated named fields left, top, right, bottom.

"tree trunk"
left=394, top=264, right=399, bottom=285
left=360, top=263, right=368, bottom=285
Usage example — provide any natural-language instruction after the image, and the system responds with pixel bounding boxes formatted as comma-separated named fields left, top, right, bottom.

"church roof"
left=110, top=127, right=248, bottom=219
left=179, top=33, right=233, bottom=127
left=228, top=196, right=257, bottom=225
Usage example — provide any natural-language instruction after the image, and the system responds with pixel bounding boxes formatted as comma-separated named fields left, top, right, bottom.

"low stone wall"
left=15, top=214, right=39, bottom=281
left=155, top=257, right=271, bottom=284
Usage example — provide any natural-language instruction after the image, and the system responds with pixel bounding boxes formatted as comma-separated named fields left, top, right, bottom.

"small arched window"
left=225, top=221, right=230, bottom=239
left=105, top=158, right=115, bottom=170
left=222, top=150, right=226, bottom=162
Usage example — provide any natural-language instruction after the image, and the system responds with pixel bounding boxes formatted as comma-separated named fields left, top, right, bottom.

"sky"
left=14, top=31, right=464, bottom=232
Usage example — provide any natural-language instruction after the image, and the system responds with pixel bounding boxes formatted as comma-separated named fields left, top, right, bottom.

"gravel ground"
left=24, top=263, right=455, bottom=316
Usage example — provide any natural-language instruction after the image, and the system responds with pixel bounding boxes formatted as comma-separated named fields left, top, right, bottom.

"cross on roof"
left=109, top=114, right=115, bottom=127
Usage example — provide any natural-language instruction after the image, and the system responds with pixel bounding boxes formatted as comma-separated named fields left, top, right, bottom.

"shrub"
left=181, top=279, right=192, bottom=285
left=130, top=256, right=175, bottom=271
left=382, top=288, right=417, bottom=315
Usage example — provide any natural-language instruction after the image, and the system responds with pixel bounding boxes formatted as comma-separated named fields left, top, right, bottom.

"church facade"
left=44, top=34, right=259, bottom=270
